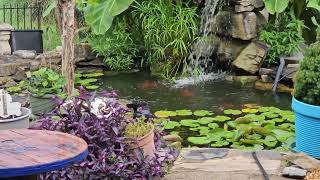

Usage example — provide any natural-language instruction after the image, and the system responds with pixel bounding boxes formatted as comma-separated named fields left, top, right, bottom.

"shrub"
left=294, top=40, right=320, bottom=105
left=34, top=88, right=177, bottom=179
left=27, top=68, right=66, bottom=97
left=259, top=15, right=304, bottom=65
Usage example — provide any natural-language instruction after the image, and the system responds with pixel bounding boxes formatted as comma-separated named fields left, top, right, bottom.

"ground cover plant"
left=33, top=88, right=177, bottom=179
left=155, top=106, right=295, bottom=151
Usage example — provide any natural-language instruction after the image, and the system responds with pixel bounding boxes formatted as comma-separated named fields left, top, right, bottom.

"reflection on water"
left=100, top=72, right=292, bottom=112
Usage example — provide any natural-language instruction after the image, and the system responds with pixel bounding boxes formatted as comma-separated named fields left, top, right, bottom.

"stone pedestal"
left=0, top=23, right=13, bottom=55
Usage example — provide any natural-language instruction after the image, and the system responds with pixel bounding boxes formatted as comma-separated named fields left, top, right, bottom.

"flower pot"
left=292, top=97, right=320, bottom=158
left=30, top=94, right=56, bottom=115
left=131, top=127, right=156, bottom=158
left=0, top=107, right=31, bottom=130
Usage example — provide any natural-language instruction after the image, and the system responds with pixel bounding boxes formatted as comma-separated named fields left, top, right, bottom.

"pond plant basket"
left=292, top=97, right=320, bottom=158
left=30, top=94, right=56, bottom=116
left=0, top=107, right=31, bottom=130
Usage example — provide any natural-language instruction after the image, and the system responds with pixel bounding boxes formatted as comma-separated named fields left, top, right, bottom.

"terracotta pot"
left=131, top=127, right=156, bottom=158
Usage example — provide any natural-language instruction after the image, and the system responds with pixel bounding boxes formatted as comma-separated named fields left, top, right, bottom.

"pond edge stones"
left=0, top=23, right=13, bottom=55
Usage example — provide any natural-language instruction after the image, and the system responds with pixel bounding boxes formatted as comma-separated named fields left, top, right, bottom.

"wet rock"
left=261, top=74, right=273, bottom=83
left=13, top=50, right=37, bottom=59
left=232, top=41, right=269, bottom=74
left=282, top=166, right=307, bottom=179
left=75, top=43, right=96, bottom=62
left=163, top=134, right=183, bottom=142
left=76, top=58, right=105, bottom=67
left=256, top=8, right=269, bottom=27
left=226, top=75, right=258, bottom=87
left=259, top=68, right=274, bottom=75
left=213, top=11, right=259, bottom=40
left=284, top=153, right=320, bottom=170
left=235, top=5, right=254, bottom=12
left=255, top=80, right=293, bottom=94
left=232, top=0, right=264, bottom=8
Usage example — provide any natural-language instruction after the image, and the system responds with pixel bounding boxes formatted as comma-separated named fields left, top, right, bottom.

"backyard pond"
left=101, top=72, right=295, bottom=150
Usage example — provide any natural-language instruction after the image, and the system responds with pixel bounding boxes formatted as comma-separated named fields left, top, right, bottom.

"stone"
left=213, top=11, right=259, bottom=40
left=235, top=5, right=255, bottom=12
left=256, top=8, right=269, bottom=27
left=282, top=166, right=307, bottom=179
left=284, top=51, right=304, bottom=64
left=228, top=76, right=259, bottom=87
left=13, top=50, right=37, bottom=59
left=261, top=75, right=273, bottom=83
left=0, top=77, right=14, bottom=86
left=255, top=80, right=294, bottom=94
left=75, top=43, right=96, bottom=62
left=259, top=68, right=274, bottom=75
left=0, top=23, right=13, bottom=31
left=12, top=67, right=27, bottom=81
left=283, top=153, right=320, bottom=170
left=232, top=0, right=264, bottom=8
left=232, top=41, right=269, bottom=74
left=163, top=134, right=183, bottom=142
left=0, top=41, right=11, bottom=55
left=76, top=58, right=105, bottom=67
left=0, top=35, right=10, bottom=41
left=282, top=64, right=299, bottom=80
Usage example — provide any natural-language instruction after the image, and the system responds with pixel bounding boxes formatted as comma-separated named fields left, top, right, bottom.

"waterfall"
left=174, top=0, right=225, bottom=87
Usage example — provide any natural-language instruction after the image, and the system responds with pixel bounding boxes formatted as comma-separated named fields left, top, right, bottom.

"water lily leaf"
left=261, top=121, right=276, bottom=127
left=282, top=114, right=294, bottom=123
left=198, top=117, right=215, bottom=124
left=246, top=134, right=262, bottom=140
left=242, top=108, right=259, bottom=114
left=262, top=112, right=279, bottom=119
left=226, top=121, right=237, bottom=129
left=198, top=126, right=210, bottom=136
left=176, top=109, right=193, bottom=116
left=207, top=128, right=233, bottom=141
left=240, top=139, right=263, bottom=145
left=252, top=126, right=272, bottom=136
left=208, top=123, right=219, bottom=129
left=190, top=127, right=199, bottom=131
left=153, top=118, right=167, bottom=124
left=243, top=114, right=265, bottom=121
left=265, top=135, right=277, bottom=142
left=271, top=118, right=286, bottom=123
left=170, top=131, right=180, bottom=135
left=162, top=121, right=181, bottom=130
left=259, top=107, right=281, bottom=113
left=279, top=123, right=295, bottom=132
left=235, top=117, right=252, bottom=124
left=272, top=129, right=294, bottom=142
left=212, top=115, right=231, bottom=122
left=211, top=141, right=229, bottom=147
left=224, top=109, right=242, bottom=115
left=279, top=110, right=294, bottom=116
left=154, top=110, right=177, bottom=118
left=193, top=110, right=214, bottom=116
left=180, top=119, right=199, bottom=127
left=187, top=137, right=211, bottom=145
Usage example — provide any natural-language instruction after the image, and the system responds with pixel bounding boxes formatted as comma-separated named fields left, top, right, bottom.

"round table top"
left=0, top=129, right=88, bottom=178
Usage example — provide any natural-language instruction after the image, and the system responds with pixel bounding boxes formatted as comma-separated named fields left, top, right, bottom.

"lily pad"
left=212, top=115, right=231, bottom=122
left=259, top=107, right=281, bottom=113
left=261, top=112, right=279, bottom=119
left=180, top=119, right=199, bottom=127
left=282, top=114, right=295, bottom=122
left=162, top=121, right=181, bottom=130
left=198, top=126, right=211, bottom=136
left=242, top=108, right=259, bottom=114
left=190, top=127, right=199, bottom=131
left=279, top=123, right=295, bottom=131
left=187, top=137, right=211, bottom=145
left=243, top=114, right=265, bottom=121
left=176, top=109, right=193, bottom=116
left=198, top=117, right=215, bottom=124
left=193, top=110, right=214, bottom=116
left=208, top=123, right=219, bottom=129
left=226, top=121, right=237, bottom=129
left=224, top=109, right=242, bottom=115
left=272, top=129, right=294, bottom=142
left=154, top=110, right=177, bottom=118
left=211, top=141, right=229, bottom=147
left=271, top=118, right=286, bottom=123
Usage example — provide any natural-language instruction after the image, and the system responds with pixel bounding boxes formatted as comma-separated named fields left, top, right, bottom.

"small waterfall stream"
left=174, top=0, right=226, bottom=87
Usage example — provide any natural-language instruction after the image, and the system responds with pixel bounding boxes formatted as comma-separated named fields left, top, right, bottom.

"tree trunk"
left=60, top=0, right=75, bottom=96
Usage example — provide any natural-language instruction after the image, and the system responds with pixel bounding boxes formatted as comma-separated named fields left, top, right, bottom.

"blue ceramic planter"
left=292, top=97, right=320, bottom=158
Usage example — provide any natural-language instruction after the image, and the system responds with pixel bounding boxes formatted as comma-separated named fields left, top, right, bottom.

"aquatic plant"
left=176, top=110, right=193, bottom=116
left=156, top=107, right=296, bottom=151
left=193, top=110, right=214, bottom=116
left=34, top=88, right=177, bottom=179
left=154, top=110, right=177, bottom=118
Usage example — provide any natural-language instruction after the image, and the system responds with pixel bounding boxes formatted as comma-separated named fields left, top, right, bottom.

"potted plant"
left=124, top=117, right=156, bottom=158
left=292, top=32, right=320, bottom=158
left=27, top=68, right=66, bottom=115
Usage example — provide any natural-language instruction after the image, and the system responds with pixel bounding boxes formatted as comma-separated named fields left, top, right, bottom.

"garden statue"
left=0, top=89, right=22, bottom=119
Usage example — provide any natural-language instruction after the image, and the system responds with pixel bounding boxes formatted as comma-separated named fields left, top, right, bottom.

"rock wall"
left=0, top=44, right=101, bottom=88
left=204, top=0, right=269, bottom=74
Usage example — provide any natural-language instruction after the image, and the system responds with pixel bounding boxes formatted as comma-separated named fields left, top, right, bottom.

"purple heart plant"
left=32, top=87, right=178, bottom=180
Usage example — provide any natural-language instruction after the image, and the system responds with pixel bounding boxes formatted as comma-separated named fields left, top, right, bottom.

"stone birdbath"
left=0, top=89, right=31, bottom=130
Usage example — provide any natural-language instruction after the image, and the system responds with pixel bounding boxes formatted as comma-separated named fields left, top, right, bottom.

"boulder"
left=0, top=76, right=14, bottom=86
left=0, top=23, right=13, bottom=55
left=225, top=75, right=258, bottom=87
left=13, top=50, right=37, bottom=59
left=256, top=8, right=269, bottom=27
left=213, top=11, right=259, bottom=40
left=235, top=5, right=255, bottom=12
left=255, top=80, right=294, bottom=94
left=75, top=43, right=96, bottom=62
left=232, top=41, right=269, bottom=74
left=282, top=166, right=307, bottom=179
left=232, top=0, right=264, bottom=8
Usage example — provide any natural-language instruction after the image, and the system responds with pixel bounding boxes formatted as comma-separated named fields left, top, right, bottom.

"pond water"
left=100, top=72, right=292, bottom=112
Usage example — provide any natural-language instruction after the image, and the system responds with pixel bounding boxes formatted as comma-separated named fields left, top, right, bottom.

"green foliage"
left=133, top=0, right=198, bottom=79
left=124, top=118, right=153, bottom=138
left=27, top=68, right=66, bottom=97
left=259, top=15, right=305, bottom=65
left=75, top=72, right=104, bottom=90
left=88, top=19, right=138, bottom=70
left=263, top=0, right=289, bottom=14
left=294, top=40, right=320, bottom=105
left=156, top=107, right=295, bottom=151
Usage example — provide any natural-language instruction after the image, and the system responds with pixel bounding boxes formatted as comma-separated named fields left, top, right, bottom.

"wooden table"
left=0, top=129, right=88, bottom=179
